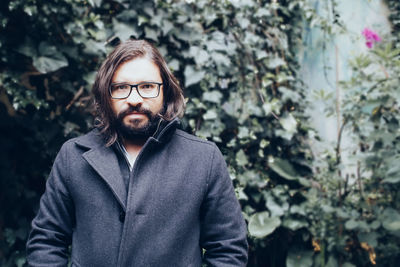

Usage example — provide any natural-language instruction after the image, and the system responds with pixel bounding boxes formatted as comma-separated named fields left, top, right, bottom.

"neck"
left=121, top=137, right=147, bottom=159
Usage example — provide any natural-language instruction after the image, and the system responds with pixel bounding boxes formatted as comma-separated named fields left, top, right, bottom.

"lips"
left=125, top=113, right=147, bottom=118
left=118, top=106, right=152, bottom=120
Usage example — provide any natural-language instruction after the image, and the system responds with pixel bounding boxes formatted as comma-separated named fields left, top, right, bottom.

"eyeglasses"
left=109, top=82, right=163, bottom=99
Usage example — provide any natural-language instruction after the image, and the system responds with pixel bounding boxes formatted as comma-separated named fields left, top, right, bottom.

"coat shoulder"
left=61, top=129, right=104, bottom=150
left=173, top=129, right=217, bottom=151
left=170, top=130, right=226, bottom=166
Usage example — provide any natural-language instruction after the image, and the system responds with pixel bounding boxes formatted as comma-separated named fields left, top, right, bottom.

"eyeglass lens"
left=110, top=82, right=160, bottom=99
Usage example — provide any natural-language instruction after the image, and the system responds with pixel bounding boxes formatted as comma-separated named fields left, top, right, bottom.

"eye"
left=112, top=84, right=130, bottom=91
left=139, top=83, right=156, bottom=90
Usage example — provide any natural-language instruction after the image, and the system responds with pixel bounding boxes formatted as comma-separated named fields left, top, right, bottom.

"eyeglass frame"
left=109, top=81, right=163, bottom=99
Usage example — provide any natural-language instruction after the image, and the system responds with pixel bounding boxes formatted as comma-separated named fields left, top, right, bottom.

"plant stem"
left=335, top=44, right=341, bottom=140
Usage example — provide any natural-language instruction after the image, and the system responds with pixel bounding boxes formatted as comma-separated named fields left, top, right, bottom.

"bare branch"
left=66, top=86, right=85, bottom=110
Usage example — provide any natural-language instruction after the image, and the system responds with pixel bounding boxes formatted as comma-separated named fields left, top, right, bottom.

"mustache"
left=117, top=105, right=154, bottom=120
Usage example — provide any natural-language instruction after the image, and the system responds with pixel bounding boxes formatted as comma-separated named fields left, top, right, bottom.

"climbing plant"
left=386, top=0, right=400, bottom=44
left=304, top=1, right=400, bottom=265
left=1, top=0, right=398, bottom=266
left=0, top=0, right=315, bottom=265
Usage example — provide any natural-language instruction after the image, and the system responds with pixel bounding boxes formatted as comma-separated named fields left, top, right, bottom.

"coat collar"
left=73, top=118, right=180, bottom=211
left=151, top=118, right=180, bottom=144
left=74, top=118, right=180, bottom=148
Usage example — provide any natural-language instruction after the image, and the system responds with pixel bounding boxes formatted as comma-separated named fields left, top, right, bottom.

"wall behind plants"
left=301, top=0, right=391, bottom=145
left=303, top=36, right=400, bottom=267
left=300, top=0, right=400, bottom=266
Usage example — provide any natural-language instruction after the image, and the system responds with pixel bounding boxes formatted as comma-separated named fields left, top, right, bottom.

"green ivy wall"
left=0, top=0, right=398, bottom=266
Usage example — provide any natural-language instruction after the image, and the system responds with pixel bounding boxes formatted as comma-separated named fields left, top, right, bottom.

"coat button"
left=119, top=211, right=125, bottom=222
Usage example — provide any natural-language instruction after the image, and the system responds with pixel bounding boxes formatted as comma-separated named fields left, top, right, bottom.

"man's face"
left=110, top=57, right=164, bottom=139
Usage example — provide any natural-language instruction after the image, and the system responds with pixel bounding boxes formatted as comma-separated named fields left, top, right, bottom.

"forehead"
left=112, top=57, right=161, bottom=83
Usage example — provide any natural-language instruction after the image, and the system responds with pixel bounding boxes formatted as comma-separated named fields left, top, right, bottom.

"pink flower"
left=362, top=28, right=381, bottom=49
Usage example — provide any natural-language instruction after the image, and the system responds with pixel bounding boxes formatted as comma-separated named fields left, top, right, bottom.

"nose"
left=125, top=88, right=144, bottom=105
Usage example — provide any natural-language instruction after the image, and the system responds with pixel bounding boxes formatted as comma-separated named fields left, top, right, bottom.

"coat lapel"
left=75, top=131, right=127, bottom=211
left=73, top=120, right=180, bottom=212
left=82, top=146, right=127, bottom=211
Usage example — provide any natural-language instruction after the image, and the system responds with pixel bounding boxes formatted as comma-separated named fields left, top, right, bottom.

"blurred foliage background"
left=0, top=0, right=399, bottom=266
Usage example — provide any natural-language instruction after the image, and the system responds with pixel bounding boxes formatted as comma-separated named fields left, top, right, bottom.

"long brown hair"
left=92, top=39, right=185, bottom=146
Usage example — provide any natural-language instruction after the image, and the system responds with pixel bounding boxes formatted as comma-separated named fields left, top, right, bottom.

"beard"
left=115, top=104, right=163, bottom=140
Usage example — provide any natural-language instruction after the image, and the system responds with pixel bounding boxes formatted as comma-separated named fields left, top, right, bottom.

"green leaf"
left=279, top=113, right=297, bottom=140
left=383, top=161, right=400, bottom=183
left=269, top=158, right=299, bottom=181
left=236, top=187, right=248, bottom=201
left=88, top=0, right=103, bottom=7
left=83, top=71, right=97, bottom=85
left=260, top=139, right=270, bottom=148
left=345, top=219, right=359, bottom=230
left=211, top=52, right=230, bottom=67
left=162, top=20, right=174, bottom=35
left=203, top=91, right=223, bottom=104
left=168, top=59, right=180, bottom=71
left=16, top=257, right=26, bottom=267
left=88, top=0, right=102, bottom=7
left=382, top=208, right=400, bottom=232
left=268, top=56, right=286, bottom=69
left=190, top=47, right=209, bottom=66
left=113, top=19, right=138, bottom=41
left=31, top=42, right=68, bottom=73
left=266, top=194, right=285, bottom=217
left=33, top=56, right=68, bottom=73
left=23, top=5, right=37, bottom=16
left=358, top=232, right=378, bottom=248
left=290, top=204, right=307, bottom=216
left=83, top=39, right=106, bottom=56
left=283, top=218, right=308, bottom=230
left=248, top=212, right=281, bottom=238
left=203, top=109, right=217, bottom=120
left=237, top=127, right=250, bottom=139
left=206, top=31, right=226, bottom=51
left=255, top=8, right=271, bottom=17
left=184, top=65, right=205, bottom=87
left=222, top=100, right=239, bottom=117
left=383, top=220, right=400, bottom=232
left=286, top=249, right=313, bottom=267
left=236, top=149, right=248, bottom=166
left=382, top=175, right=400, bottom=184
left=361, top=101, right=380, bottom=114
left=257, top=50, right=268, bottom=60
left=144, top=26, right=158, bottom=41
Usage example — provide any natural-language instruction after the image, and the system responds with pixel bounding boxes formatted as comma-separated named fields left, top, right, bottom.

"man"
left=26, top=39, right=248, bottom=266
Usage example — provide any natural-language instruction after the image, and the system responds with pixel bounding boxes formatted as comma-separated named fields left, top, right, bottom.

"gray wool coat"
left=26, top=119, right=248, bottom=267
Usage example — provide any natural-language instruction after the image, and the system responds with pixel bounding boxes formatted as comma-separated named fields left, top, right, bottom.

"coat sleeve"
left=200, top=145, right=248, bottom=267
left=26, top=142, right=75, bottom=267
